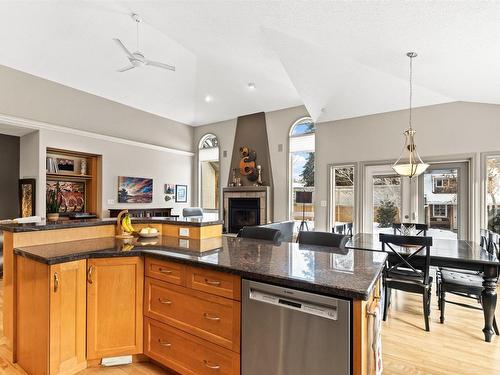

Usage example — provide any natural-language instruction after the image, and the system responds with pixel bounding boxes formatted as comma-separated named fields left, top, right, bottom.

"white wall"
left=0, top=64, right=193, bottom=152
left=37, top=129, right=192, bottom=218
left=315, top=101, right=500, bottom=237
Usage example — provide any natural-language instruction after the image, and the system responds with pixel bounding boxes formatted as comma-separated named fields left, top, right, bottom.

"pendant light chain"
left=409, top=54, right=413, bottom=130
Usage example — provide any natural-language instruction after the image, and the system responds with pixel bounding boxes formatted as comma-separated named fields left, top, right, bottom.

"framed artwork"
left=164, top=183, right=175, bottom=195
left=118, top=176, right=153, bottom=203
left=57, top=158, right=75, bottom=172
left=19, top=179, right=36, bottom=217
left=47, top=180, right=85, bottom=212
left=175, top=184, right=188, bottom=203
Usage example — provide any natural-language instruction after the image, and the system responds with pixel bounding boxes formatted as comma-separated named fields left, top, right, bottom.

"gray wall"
left=0, top=134, right=20, bottom=219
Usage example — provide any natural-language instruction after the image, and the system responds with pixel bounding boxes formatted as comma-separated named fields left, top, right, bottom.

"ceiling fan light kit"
left=114, top=13, right=175, bottom=73
left=392, top=51, right=429, bottom=179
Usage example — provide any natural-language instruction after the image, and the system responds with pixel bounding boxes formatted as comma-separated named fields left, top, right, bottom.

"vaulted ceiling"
left=0, top=1, right=498, bottom=126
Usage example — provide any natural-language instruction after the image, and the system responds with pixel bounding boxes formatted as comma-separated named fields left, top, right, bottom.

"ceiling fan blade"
left=113, top=38, right=134, bottom=59
left=117, top=64, right=135, bottom=72
left=145, top=60, right=176, bottom=71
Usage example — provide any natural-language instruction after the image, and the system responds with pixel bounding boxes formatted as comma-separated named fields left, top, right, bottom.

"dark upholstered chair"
left=392, top=223, right=428, bottom=236
left=259, top=221, right=294, bottom=242
left=237, top=227, right=281, bottom=242
left=437, top=230, right=499, bottom=334
left=380, top=233, right=433, bottom=331
left=297, top=231, right=349, bottom=249
left=182, top=207, right=203, bottom=217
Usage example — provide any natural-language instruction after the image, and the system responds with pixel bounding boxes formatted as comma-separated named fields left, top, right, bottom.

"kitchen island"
left=1, top=220, right=385, bottom=375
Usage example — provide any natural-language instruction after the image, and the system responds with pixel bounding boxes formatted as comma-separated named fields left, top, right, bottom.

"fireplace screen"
left=228, top=198, right=260, bottom=233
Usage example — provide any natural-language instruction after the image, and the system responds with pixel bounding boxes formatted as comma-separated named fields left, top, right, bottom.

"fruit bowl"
left=138, top=227, right=159, bottom=238
left=138, top=232, right=159, bottom=238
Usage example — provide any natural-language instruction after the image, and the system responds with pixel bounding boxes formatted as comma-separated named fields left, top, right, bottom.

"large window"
left=372, top=175, right=402, bottom=234
left=289, top=117, right=315, bottom=230
left=486, top=156, right=500, bottom=233
left=198, top=134, right=220, bottom=211
left=330, top=166, right=355, bottom=232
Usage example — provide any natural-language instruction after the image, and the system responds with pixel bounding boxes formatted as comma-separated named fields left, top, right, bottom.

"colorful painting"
left=46, top=180, right=85, bottom=212
left=175, top=184, right=188, bottom=203
left=118, top=176, right=153, bottom=203
left=19, top=179, right=36, bottom=217
left=57, top=158, right=75, bottom=172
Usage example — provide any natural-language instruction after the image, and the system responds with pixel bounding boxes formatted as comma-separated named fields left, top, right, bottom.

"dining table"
left=346, top=233, right=500, bottom=342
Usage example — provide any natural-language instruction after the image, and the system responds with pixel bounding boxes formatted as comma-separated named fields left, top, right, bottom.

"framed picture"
left=47, top=180, right=85, bottom=212
left=175, top=184, right=188, bottom=203
left=57, top=158, right=75, bottom=172
left=118, top=176, right=153, bottom=203
left=164, top=183, right=175, bottom=195
left=19, top=179, right=36, bottom=217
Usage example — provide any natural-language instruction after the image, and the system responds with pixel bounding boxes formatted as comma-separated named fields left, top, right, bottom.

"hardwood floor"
left=0, top=279, right=498, bottom=374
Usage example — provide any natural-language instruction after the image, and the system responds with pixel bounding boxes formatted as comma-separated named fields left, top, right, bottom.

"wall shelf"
left=46, top=173, right=93, bottom=180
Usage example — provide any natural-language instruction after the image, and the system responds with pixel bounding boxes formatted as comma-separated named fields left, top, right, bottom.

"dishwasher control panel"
left=249, top=288, right=338, bottom=320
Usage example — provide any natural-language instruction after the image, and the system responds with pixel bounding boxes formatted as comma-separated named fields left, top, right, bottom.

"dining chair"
left=333, top=224, right=346, bottom=235
left=237, top=226, right=281, bottom=242
left=392, top=223, right=428, bottom=236
left=182, top=207, right=203, bottom=217
left=437, top=229, right=499, bottom=335
left=297, top=231, right=349, bottom=249
left=346, top=223, right=353, bottom=236
left=380, top=233, right=433, bottom=331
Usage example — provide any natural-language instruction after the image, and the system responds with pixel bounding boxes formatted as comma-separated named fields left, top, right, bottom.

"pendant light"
left=392, top=52, right=429, bottom=178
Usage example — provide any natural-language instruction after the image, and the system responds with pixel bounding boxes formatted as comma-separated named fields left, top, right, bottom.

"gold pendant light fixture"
left=392, top=52, right=429, bottom=178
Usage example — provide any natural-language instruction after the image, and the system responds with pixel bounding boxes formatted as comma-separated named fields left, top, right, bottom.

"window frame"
left=327, top=164, right=357, bottom=233
left=198, top=133, right=221, bottom=212
left=432, top=204, right=448, bottom=218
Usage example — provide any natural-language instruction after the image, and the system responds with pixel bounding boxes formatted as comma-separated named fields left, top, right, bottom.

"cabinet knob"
left=203, top=360, right=221, bottom=370
left=204, top=278, right=221, bottom=286
left=87, top=265, right=94, bottom=284
left=53, top=272, right=59, bottom=293
left=203, top=313, right=221, bottom=321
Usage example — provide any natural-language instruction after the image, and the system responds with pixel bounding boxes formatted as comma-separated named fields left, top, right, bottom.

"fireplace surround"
left=223, top=186, right=272, bottom=233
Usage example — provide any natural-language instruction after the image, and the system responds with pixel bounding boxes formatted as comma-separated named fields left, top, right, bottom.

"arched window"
left=289, top=117, right=315, bottom=230
left=198, top=134, right=220, bottom=211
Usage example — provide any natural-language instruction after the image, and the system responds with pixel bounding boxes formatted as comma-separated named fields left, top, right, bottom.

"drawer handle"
left=158, top=267, right=173, bottom=274
left=205, top=278, right=221, bottom=286
left=203, top=360, right=221, bottom=370
left=53, top=272, right=59, bottom=293
left=203, top=313, right=221, bottom=321
left=158, top=298, right=172, bottom=305
left=87, top=266, right=93, bottom=284
left=158, top=339, right=172, bottom=347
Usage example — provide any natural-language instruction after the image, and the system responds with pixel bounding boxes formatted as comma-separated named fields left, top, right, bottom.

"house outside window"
left=433, top=204, right=448, bottom=218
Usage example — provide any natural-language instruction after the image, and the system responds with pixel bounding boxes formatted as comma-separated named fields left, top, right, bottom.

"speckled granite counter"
left=14, top=236, right=386, bottom=300
left=0, top=217, right=224, bottom=233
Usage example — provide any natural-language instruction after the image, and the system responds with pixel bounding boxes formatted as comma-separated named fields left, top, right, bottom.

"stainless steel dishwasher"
left=242, top=279, right=350, bottom=375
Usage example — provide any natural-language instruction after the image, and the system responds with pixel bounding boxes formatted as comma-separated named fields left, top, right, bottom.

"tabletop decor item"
left=19, top=178, right=36, bottom=218
left=57, top=158, right=75, bottom=172
left=80, top=159, right=87, bottom=175
left=118, top=176, right=153, bottom=203
left=175, top=184, right=188, bottom=203
left=46, top=181, right=61, bottom=221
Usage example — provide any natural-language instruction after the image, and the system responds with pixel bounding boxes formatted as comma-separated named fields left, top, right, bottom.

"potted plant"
left=46, top=182, right=61, bottom=221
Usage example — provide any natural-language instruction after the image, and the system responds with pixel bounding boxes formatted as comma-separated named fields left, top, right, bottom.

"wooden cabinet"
left=16, top=257, right=87, bottom=375
left=144, top=317, right=240, bottom=375
left=86, top=257, right=144, bottom=360
left=144, top=256, right=241, bottom=375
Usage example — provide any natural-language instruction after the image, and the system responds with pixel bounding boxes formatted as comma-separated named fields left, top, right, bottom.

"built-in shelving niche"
left=46, top=148, right=102, bottom=217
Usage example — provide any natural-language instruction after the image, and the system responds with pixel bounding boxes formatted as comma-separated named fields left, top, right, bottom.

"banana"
left=121, top=214, right=134, bottom=233
left=125, top=215, right=135, bottom=233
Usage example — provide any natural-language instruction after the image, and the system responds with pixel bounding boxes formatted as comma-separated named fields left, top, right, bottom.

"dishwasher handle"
left=249, top=288, right=338, bottom=320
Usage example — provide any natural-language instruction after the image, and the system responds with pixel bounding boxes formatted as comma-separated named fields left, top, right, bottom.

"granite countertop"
left=0, top=217, right=223, bottom=233
left=14, top=236, right=386, bottom=300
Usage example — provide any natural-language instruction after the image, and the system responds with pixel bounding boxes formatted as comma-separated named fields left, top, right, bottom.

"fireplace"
left=228, top=198, right=260, bottom=233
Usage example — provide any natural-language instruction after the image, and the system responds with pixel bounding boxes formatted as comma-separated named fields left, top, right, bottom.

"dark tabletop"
left=0, top=217, right=223, bottom=233
left=346, top=233, right=500, bottom=268
left=14, top=236, right=387, bottom=300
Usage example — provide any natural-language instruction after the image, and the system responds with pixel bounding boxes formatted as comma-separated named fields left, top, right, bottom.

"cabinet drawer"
left=146, top=257, right=186, bottom=286
left=187, top=266, right=241, bottom=300
left=145, top=277, right=240, bottom=352
left=145, top=317, right=240, bottom=375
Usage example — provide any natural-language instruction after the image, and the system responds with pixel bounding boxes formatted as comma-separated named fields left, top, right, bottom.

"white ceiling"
left=0, top=1, right=499, bottom=126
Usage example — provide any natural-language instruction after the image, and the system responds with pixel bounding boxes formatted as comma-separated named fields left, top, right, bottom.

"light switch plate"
left=179, top=227, right=190, bottom=237
left=320, top=200, right=327, bottom=207
left=107, top=199, right=115, bottom=205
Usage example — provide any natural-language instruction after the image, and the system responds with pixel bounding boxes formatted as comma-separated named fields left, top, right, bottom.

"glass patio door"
left=417, top=162, right=469, bottom=240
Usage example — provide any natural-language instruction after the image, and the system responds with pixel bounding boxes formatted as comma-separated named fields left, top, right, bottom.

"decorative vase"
left=80, top=160, right=87, bottom=175
left=47, top=213, right=60, bottom=222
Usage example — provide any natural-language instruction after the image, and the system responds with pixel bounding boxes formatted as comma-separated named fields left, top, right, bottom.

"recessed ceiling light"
left=247, top=82, right=256, bottom=90
left=205, top=95, right=213, bottom=103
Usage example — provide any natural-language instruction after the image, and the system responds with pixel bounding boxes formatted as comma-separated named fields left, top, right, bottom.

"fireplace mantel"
left=223, top=186, right=272, bottom=233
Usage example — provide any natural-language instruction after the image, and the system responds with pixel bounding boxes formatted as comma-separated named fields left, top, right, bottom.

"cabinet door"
left=49, top=260, right=87, bottom=375
left=87, top=257, right=144, bottom=360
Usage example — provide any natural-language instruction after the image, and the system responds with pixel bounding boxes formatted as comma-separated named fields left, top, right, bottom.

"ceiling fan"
left=114, top=13, right=175, bottom=73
